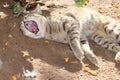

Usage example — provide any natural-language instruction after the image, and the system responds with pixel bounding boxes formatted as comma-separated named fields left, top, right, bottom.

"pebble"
left=8, top=34, right=13, bottom=38
left=3, top=3, right=9, bottom=8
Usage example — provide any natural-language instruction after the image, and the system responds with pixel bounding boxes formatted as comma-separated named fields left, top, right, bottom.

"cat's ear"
left=33, top=3, right=42, bottom=14
left=34, top=1, right=45, bottom=14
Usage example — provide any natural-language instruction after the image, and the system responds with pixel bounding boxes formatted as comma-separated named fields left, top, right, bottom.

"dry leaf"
left=82, top=63, right=90, bottom=71
left=117, top=13, right=120, bottom=18
left=82, top=64, right=98, bottom=76
left=64, top=57, right=69, bottom=63
left=98, top=7, right=105, bottom=13
left=84, top=64, right=90, bottom=67
left=50, top=2, right=56, bottom=8
left=4, top=41, right=9, bottom=46
left=21, top=51, right=30, bottom=57
left=88, top=70, right=98, bottom=76
left=83, top=67, right=89, bottom=72
left=44, top=40, right=50, bottom=44
left=111, top=2, right=119, bottom=8
left=12, top=75, right=17, bottom=80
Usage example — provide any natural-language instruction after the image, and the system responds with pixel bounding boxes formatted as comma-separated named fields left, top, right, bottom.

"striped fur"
left=20, top=4, right=120, bottom=66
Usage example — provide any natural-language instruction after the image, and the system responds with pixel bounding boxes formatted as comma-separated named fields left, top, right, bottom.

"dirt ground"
left=0, top=0, right=120, bottom=80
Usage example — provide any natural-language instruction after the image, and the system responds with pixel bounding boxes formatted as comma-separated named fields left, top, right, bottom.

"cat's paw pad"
left=115, top=52, right=120, bottom=63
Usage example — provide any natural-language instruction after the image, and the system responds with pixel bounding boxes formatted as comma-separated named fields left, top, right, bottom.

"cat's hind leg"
left=81, top=40, right=99, bottom=67
left=91, top=31, right=120, bottom=63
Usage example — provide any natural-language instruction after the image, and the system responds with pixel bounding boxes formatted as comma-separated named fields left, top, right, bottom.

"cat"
left=20, top=4, right=120, bottom=67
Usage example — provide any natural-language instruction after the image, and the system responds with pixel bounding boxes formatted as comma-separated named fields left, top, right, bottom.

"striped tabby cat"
left=20, top=4, right=120, bottom=67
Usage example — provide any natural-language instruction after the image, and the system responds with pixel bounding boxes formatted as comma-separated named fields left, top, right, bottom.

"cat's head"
left=20, top=4, right=47, bottom=39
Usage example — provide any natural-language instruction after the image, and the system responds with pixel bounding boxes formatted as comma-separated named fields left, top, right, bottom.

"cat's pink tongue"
left=32, top=26, right=37, bottom=32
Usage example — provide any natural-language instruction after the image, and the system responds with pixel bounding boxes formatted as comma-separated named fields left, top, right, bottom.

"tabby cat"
left=20, top=4, right=120, bottom=67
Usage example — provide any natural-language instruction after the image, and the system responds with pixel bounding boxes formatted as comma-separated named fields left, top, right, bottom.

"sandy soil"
left=0, top=0, right=120, bottom=80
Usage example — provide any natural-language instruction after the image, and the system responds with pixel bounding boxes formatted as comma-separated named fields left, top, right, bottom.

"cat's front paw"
left=85, top=52, right=99, bottom=67
left=115, top=52, right=120, bottom=63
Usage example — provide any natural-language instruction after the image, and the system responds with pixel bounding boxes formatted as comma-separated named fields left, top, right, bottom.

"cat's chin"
left=23, top=31, right=43, bottom=39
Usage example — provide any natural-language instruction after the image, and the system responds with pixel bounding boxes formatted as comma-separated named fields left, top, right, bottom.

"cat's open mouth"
left=24, top=20, right=39, bottom=34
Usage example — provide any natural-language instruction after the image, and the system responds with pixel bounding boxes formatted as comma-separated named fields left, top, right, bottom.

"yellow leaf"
left=64, top=57, right=69, bottom=63
left=84, top=64, right=90, bottom=67
left=4, top=41, right=9, bottom=46
left=44, top=40, right=50, bottom=44
left=88, top=70, right=98, bottom=76
left=111, top=2, right=119, bottom=8
left=81, top=63, right=98, bottom=76
left=21, top=51, right=30, bottom=57
left=50, top=2, right=56, bottom=7
left=117, top=13, right=120, bottom=18
left=12, top=75, right=17, bottom=80
left=83, top=67, right=89, bottom=72
left=98, top=7, right=105, bottom=13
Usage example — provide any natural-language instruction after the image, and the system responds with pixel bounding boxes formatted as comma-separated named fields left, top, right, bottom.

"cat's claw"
left=115, top=52, right=120, bottom=63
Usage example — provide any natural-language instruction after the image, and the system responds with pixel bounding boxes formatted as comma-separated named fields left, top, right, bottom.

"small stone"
left=8, top=34, right=13, bottom=38
left=3, top=3, right=9, bottom=8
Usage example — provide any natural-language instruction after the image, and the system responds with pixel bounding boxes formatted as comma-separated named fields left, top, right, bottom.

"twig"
left=16, top=2, right=30, bottom=17
left=16, top=1, right=44, bottom=17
